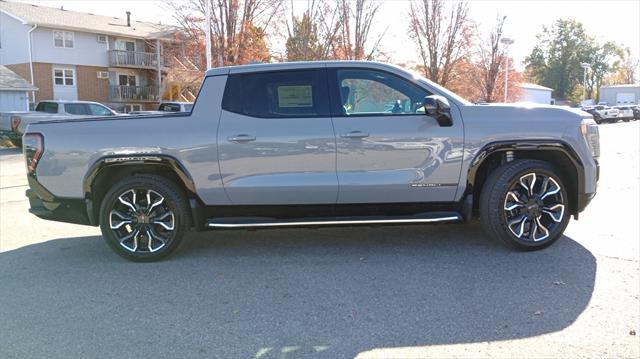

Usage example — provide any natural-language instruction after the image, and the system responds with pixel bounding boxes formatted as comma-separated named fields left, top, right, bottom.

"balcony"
left=108, top=50, right=163, bottom=69
left=109, top=85, right=159, bottom=102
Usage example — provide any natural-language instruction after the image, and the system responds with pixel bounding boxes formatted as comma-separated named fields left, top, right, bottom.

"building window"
left=53, top=31, right=74, bottom=48
left=53, top=68, right=75, bottom=86
left=124, top=104, right=142, bottom=113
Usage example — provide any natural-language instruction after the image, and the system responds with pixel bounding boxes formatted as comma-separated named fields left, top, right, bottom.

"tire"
left=479, top=159, right=570, bottom=251
left=593, top=115, right=602, bottom=124
left=99, top=174, right=190, bottom=262
left=9, top=139, right=22, bottom=147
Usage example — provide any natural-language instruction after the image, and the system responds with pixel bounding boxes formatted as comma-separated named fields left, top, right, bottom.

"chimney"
left=126, top=11, right=131, bottom=27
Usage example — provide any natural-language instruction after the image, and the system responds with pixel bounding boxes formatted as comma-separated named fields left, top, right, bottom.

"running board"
left=206, top=212, right=462, bottom=229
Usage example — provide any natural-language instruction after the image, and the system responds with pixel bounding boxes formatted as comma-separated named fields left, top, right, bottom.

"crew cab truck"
left=1, top=100, right=118, bottom=146
left=23, top=61, right=600, bottom=261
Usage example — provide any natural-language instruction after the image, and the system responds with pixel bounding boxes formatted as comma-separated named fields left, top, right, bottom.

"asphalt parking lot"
left=0, top=122, right=638, bottom=358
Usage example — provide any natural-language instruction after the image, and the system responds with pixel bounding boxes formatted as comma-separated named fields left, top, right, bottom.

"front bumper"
left=26, top=176, right=93, bottom=226
left=576, top=159, right=599, bottom=214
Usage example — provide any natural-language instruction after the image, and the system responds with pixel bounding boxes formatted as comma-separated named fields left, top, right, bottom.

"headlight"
left=581, top=118, right=600, bottom=158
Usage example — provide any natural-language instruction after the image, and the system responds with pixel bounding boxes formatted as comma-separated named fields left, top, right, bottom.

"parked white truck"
left=0, top=100, right=119, bottom=146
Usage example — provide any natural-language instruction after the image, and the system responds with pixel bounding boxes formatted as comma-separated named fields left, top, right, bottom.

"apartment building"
left=0, top=1, right=178, bottom=112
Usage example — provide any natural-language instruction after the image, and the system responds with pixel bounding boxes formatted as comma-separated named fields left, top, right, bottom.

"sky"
left=18, top=0, right=640, bottom=71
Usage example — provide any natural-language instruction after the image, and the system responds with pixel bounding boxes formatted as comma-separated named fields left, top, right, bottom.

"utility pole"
left=581, top=63, right=591, bottom=102
left=204, top=0, right=212, bottom=69
left=501, top=37, right=514, bottom=102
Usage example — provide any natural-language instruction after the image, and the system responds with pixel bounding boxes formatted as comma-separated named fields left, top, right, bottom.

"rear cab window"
left=64, top=103, right=91, bottom=115
left=222, top=69, right=330, bottom=118
left=35, top=102, right=59, bottom=113
left=159, top=103, right=181, bottom=112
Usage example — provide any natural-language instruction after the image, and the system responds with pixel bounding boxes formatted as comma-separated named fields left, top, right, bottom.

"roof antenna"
left=126, top=11, right=131, bottom=27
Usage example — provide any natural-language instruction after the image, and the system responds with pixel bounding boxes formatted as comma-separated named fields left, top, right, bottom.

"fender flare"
left=82, top=155, right=197, bottom=198
left=465, top=140, right=585, bottom=214
left=82, top=155, right=201, bottom=226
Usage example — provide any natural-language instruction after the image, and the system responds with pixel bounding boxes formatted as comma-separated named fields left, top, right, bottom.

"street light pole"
left=205, top=0, right=212, bottom=69
left=581, top=63, right=591, bottom=102
left=501, top=37, right=515, bottom=102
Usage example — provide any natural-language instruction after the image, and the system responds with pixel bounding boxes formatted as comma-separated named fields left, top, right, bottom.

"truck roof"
left=204, top=60, right=408, bottom=77
left=37, top=100, right=106, bottom=105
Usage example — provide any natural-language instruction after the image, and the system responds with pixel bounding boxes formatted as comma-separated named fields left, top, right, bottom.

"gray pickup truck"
left=23, top=61, right=600, bottom=261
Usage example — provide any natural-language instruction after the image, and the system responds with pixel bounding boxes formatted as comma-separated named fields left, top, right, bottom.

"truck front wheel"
left=98, top=175, right=190, bottom=261
left=479, top=160, right=570, bottom=250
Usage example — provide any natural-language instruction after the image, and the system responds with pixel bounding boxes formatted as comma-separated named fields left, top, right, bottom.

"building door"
left=52, top=66, right=78, bottom=101
left=115, top=40, right=136, bottom=52
left=118, top=74, right=137, bottom=86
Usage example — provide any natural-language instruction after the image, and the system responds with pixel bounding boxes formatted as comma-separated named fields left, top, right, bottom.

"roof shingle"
left=0, top=65, right=38, bottom=91
left=0, top=0, right=177, bottom=39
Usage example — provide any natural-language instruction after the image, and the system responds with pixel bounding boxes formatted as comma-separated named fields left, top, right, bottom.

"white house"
left=518, top=83, right=554, bottom=105
left=0, top=64, right=37, bottom=111
left=0, top=1, right=178, bottom=112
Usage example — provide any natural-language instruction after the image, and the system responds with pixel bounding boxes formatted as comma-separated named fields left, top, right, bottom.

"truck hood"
left=461, top=102, right=591, bottom=124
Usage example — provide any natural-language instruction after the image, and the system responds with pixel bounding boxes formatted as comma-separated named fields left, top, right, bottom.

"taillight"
left=10, top=116, right=21, bottom=131
left=23, top=133, right=44, bottom=175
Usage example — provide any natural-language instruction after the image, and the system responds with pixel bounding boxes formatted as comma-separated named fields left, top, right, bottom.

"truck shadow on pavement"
left=0, top=223, right=595, bottom=358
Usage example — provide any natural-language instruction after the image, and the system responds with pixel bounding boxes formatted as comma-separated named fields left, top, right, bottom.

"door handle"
left=228, top=134, right=256, bottom=143
left=341, top=131, right=370, bottom=139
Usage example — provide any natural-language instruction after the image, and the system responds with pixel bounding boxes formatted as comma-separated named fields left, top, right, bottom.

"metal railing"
left=108, top=50, right=162, bottom=68
left=109, top=85, right=159, bottom=102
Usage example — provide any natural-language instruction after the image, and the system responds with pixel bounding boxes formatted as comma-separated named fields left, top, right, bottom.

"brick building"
left=0, top=1, right=178, bottom=112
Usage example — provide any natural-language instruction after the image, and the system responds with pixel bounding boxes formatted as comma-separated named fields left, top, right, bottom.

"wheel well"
left=471, top=150, right=579, bottom=214
left=89, top=164, right=196, bottom=224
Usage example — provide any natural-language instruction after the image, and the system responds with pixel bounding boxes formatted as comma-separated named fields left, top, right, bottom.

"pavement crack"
left=597, top=254, right=640, bottom=263
left=0, top=184, right=28, bottom=190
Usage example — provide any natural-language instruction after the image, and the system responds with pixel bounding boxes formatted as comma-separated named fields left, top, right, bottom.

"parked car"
left=580, top=106, right=600, bottom=123
left=23, top=61, right=600, bottom=261
left=614, top=106, right=635, bottom=121
left=632, top=105, right=640, bottom=120
left=0, top=100, right=119, bottom=146
left=128, top=102, right=194, bottom=115
left=591, top=105, right=619, bottom=124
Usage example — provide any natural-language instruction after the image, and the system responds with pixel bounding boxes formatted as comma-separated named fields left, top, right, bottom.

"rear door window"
left=35, top=102, right=59, bottom=113
left=65, top=103, right=90, bottom=115
left=222, top=69, right=330, bottom=118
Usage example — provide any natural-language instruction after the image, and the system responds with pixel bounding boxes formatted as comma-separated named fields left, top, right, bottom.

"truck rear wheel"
left=99, top=175, right=190, bottom=261
left=479, top=160, right=570, bottom=250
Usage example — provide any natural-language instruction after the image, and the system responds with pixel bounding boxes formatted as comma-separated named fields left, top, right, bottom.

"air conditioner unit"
left=97, top=71, right=109, bottom=79
left=97, top=34, right=107, bottom=43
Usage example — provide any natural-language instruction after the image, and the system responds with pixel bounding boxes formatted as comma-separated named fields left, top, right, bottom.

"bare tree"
left=283, top=0, right=342, bottom=61
left=335, top=0, right=386, bottom=60
left=408, top=0, right=471, bottom=86
left=475, top=15, right=506, bottom=102
left=167, top=0, right=281, bottom=67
